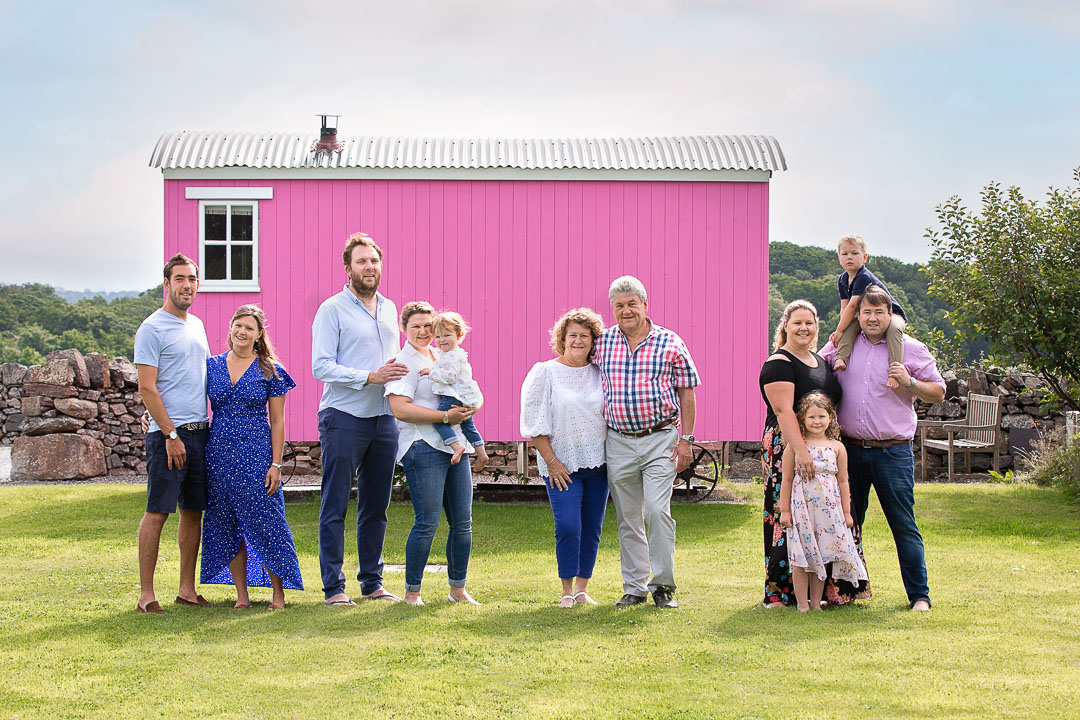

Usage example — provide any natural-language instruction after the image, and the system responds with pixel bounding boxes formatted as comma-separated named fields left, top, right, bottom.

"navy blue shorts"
left=145, top=427, right=209, bottom=513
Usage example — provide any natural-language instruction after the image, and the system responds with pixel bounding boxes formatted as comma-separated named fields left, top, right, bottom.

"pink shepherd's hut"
left=148, top=126, right=786, bottom=445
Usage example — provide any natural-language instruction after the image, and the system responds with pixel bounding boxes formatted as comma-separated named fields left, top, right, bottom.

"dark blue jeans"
left=401, top=440, right=473, bottom=591
left=845, top=442, right=931, bottom=607
left=432, top=394, right=484, bottom=448
left=317, top=408, right=398, bottom=598
left=545, top=464, right=609, bottom=579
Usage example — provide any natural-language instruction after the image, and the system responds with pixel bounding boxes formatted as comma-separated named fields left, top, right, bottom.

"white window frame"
left=197, top=199, right=260, bottom=292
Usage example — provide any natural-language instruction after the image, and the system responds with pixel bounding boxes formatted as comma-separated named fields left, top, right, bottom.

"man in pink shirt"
left=821, top=285, right=945, bottom=611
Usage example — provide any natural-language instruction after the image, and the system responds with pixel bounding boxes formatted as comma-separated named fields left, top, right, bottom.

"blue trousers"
left=432, top=394, right=484, bottom=448
left=401, top=440, right=473, bottom=591
left=545, top=464, right=609, bottom=580
left=845, top=442, right=931, bottom=607
left=317, top=408, right=398, bottom=598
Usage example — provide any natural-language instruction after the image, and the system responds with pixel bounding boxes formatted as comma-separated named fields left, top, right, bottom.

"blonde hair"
left=229, top=304, right=281, bottom=379
left=838, top=234, right=867, bottom=253
left=343, top=231, right=383, bottom=265
left=433, top=310, right=471, bottom=338
left=796, top=391, right=841, bottom=441
left=772, top=299, right=819, bottom=351
left=549, top=307, right=605, bottom=356
left=399, top=301, right=435, bottom=329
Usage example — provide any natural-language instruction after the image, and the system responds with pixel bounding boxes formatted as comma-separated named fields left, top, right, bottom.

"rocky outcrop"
left=11, top=433, right=106, bottom=481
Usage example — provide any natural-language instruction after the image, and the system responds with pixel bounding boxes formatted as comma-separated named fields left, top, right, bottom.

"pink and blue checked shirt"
left=593, top=321, right=700, bottom=433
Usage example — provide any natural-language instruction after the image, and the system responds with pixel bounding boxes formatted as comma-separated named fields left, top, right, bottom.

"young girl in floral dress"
left=779, top=392, right=868, bottom=612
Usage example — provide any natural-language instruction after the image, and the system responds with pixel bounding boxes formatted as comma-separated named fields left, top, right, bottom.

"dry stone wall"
left=2, top=349, right=146, bottom=481
left=0, top=348, right=1066, bottom=482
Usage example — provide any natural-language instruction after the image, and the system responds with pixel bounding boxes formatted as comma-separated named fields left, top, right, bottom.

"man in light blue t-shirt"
left=132, top=254, right=210, bottom=614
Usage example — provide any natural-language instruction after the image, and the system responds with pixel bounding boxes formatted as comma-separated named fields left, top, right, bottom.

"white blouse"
left=427, top=347, right=483, bottom=407
left=519, top=359, right=606, bottom=477
left=385, top=342, right=473, bottom=464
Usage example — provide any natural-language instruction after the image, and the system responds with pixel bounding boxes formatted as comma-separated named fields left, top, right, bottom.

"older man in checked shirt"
left=821, top=285, right=944, bottom=611
left=593, top=276, right=700, bottom=609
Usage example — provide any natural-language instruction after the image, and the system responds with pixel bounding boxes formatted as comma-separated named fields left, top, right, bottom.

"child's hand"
left=780, top=510, right=792, bottom=528
left=844, top=511, right=854, bottom=528
left=829, top=330, right=841, bottom=345
left=418, top=368, right=431, bottom=377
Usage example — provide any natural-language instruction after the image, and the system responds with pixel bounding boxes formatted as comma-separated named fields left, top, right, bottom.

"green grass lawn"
left=1, top=483, right=1077, bottom=719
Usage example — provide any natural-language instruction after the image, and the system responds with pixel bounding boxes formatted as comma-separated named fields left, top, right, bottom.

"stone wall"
left=720, top=366, right=1065, bottom=479
left=1, top=348, right=1066, bottom=482
left=2, top=350, right=146, bottom=480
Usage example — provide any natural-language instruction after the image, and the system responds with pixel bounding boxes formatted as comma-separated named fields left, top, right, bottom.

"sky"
left=1, top=0, right=1078, bottom=291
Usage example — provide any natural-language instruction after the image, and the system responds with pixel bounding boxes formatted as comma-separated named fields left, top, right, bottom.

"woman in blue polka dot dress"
left=200, top=305, right=303, bottom=609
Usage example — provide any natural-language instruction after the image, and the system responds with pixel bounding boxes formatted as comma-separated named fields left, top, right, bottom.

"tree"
left=925, top=169, right=1080, bottom=409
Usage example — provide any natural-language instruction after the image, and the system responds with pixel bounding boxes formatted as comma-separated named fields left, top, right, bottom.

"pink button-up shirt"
left=820, top=333, right=945, bottom=441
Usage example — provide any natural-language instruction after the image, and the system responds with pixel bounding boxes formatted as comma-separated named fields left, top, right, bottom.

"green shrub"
left=1018, top=427, right=1080, bottom=499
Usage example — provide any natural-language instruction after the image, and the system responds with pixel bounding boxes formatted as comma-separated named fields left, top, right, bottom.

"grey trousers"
left=605, top=426, right=679, bottom=596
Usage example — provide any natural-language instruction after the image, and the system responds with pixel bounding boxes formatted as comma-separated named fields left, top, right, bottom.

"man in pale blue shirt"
left=312, top=232, right=408, bottom=605
left=133, top=254, right=211, bottom=614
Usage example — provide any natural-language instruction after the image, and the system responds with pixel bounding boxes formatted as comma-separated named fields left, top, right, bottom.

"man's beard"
left=350, top=273, right=379, bottom=297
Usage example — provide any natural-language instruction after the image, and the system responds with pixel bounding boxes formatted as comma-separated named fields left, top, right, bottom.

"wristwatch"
left=908, top=376, right=917, bottom=389
left=167, top=430, right=179, bottom=440
left=271, top=462, right=283, bottom=470
left=680, top=434, right=695, bottom=443
left=443, top=412, right=450, bottom=424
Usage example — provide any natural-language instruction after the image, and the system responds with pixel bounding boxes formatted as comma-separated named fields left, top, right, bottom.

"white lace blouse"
left=519, top=359, right=606, bottom=477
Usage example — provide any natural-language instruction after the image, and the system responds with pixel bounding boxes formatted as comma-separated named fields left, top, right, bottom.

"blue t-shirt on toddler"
left=134, top=309, right=210, bottom=433
left=837, top=265, right=906, bottom=319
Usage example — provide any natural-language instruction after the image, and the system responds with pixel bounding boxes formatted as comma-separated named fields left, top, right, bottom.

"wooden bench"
left=919, top=393, right=1003, bottom=481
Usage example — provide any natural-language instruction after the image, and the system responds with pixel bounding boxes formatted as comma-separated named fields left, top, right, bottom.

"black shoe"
left=614, top=593, right=648, bottom=607
left=652, top=587, right=678, bottom=609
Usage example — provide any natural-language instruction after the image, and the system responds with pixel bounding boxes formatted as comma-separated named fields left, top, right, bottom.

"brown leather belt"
left=842, top=436, right=910, bottom=449
left=611, top=418, right=676, bottom=438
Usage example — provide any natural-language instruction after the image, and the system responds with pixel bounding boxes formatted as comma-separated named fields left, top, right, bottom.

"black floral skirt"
left=762, top=423, right=871, bottom=606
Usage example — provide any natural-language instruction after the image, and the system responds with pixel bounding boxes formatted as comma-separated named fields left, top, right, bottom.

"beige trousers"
left=604, top=426, right=679, bottom=596
left=835, top=314, right=906, bottom=365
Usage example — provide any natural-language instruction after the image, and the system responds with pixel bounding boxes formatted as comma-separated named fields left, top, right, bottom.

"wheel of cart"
left=676, top=441, right=724, bottom=502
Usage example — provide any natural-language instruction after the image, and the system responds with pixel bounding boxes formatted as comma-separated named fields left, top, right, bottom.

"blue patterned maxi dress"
left=200, top=353, right=303, bottom=590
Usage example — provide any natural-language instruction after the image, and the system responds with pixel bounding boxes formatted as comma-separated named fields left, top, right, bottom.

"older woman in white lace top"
left=520, top=308, right=608, bottom=608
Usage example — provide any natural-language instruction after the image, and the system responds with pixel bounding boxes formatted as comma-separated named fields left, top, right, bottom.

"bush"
left=1018, top=427, right=1080, bottom=499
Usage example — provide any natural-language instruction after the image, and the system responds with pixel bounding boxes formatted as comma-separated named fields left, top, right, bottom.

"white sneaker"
left=447, top=591, right=481, bottom=605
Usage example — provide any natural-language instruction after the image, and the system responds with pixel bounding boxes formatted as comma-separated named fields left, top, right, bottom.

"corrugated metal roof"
left=149, top=132, right=786, bottom=172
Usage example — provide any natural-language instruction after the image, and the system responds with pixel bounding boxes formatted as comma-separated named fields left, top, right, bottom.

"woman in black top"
left=759, top=299, right=868, bottom=608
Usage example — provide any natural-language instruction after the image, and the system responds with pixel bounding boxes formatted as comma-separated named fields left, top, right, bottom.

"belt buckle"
left=860, top=439, right=875, bottom=449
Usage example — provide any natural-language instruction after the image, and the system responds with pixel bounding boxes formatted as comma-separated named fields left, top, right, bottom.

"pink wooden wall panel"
left=164, top=179, right=769, bottom=443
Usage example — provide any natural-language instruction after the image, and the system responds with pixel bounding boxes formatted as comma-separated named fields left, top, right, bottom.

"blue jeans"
left=317, top=409, right=398, bottom=598
left=545, top=464, right=609, bottom=579
left=401, top=440, right=473, bottom=591
left=845, top=442, right=931, bottom=607
left=432, top=395, right=484, bottom=448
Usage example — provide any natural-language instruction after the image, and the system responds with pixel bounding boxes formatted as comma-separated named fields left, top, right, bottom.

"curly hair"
left=549, top=307, right=605, bottom=357
left=795, top=391, right=841, bottom=441
left=433, top=310, right=471, bottom=338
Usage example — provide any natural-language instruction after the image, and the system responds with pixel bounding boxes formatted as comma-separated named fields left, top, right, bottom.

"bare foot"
left=450, top=443, right=465, bottom=465
left=559, top=594, right=575, bottom=608
left=448, top=590, right=481, bottom=605
left=911, top=599, right=931, bottom=611
left=762, top=601, right=785, bottom=609
left=234, top=600, right=252, bottom=609
left=473, top=448, right=489, bottom=473
left=833, top=358, right=847, bottom=371
left=268, top=598, right=285, bottom=610
left=323, top=593, right=356, bottom=607
left=404, top=590, right=424, bottom=606
left=573, top=591, right=598, bottom=606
